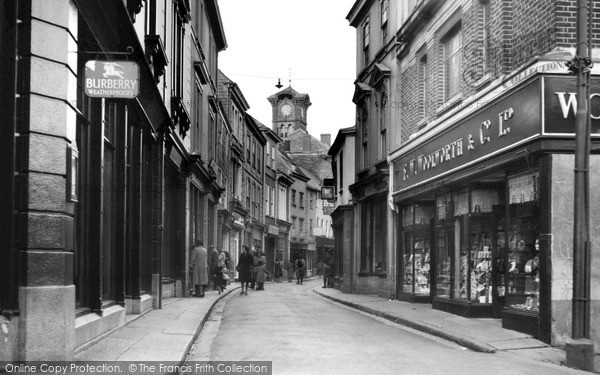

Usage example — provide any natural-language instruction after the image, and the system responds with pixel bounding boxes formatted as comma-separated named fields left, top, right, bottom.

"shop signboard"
left=84, top=60, right=139, bottom=99
left=543, top=75, right=600, bottom=134
left=393, top=77, right=542, bottom=194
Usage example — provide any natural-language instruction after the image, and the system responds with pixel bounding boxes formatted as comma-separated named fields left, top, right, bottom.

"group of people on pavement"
left=190, top=239, right=335, bottom=298
left=189, top=239, right=231, bottom=298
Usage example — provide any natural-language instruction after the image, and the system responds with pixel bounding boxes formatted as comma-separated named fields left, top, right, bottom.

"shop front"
left=391, top=72, right=600, bottom=343
left=331, top=205, right=354, bottom=293
left=349, top=171, right=390, bottom=297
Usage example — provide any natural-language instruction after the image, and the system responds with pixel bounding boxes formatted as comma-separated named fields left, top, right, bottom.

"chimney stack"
left=320, top=134, right=331, bottom=147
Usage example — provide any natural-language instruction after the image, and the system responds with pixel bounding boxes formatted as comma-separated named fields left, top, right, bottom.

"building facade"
left=347, top=0, right=401, bottom=298
left=329, top=127, right=357, bottom=293
left=217, top=70, right=251, bottom=273
left=242, top=115, right=267, bottom=256
left=347, top=0, right=600, bottom=364
left=0, top=0, right=230, bottom=360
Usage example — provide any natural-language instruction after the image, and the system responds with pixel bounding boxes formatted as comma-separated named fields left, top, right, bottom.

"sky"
left=218, top=0, right=357, bottom=141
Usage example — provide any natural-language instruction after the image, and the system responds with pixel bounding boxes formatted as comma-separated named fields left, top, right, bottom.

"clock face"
left=280, top=104, right=293, bottom=116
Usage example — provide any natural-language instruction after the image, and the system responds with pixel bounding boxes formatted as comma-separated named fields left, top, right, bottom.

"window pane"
left=444, top=30, right=462, bottom=100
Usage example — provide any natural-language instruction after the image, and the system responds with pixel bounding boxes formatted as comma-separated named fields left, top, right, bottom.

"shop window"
left=360, top=200, right=387, bottom=273
left=102, top=101, right=119, bottom=302
left=505, top=172, right=540, bottom=313
left=401, top=205, right=434, bottom=296
left=434, top=186, right=501, bottom=305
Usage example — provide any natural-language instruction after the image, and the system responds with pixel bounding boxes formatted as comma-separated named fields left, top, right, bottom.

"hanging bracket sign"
left=84, top=60, right=140, bottom=99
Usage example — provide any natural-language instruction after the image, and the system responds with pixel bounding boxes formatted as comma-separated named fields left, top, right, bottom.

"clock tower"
left=267, top=85, right=311, bottom=139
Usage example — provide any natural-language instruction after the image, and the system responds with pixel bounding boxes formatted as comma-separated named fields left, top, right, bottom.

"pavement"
left=74, top=286, right=241, bottom=362
left=313, top=284, right=571, bottom=368
left=74, top=277, right=578, bottom=372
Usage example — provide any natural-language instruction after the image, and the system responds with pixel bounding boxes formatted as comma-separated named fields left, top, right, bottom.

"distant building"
left=268, top=85, right=312, bottom=138
left=267, top=85, right=334, bottom=276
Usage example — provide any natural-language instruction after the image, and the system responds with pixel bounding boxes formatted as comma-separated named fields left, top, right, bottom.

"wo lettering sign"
left=84, top=60, right=139, bottom=99
left=544, top=75, right=600, bottom=134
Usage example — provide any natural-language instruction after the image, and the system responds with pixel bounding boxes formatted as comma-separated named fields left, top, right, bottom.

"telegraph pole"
left=565, top=0, right=595, bottom=370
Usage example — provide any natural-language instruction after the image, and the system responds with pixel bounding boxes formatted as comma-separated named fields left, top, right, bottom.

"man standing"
left=190, top=239, right=208, bottom=297
left=324, top=250, right=335, bottom=288
left=295, top=254, right=306, bottom=285
left=323, top=252, right=332, bottom=288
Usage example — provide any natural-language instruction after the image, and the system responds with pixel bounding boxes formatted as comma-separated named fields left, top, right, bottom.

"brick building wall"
left=397, top=0, right=600, bottom=145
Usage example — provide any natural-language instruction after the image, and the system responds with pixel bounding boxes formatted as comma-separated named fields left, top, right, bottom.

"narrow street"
left=187, top=279, right=585, bottom=375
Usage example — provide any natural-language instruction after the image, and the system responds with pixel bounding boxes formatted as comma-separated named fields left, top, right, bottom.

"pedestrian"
left=286, top=258, right=295, bottom=282
left=208, top=245, right=220, bottom=290
left=190, top=239, right=208, bottom=297
left=295, top=255, right=306, bottom=285
left=274, top=259, right=284, bottom=283
left=255, top=260, right=269, bottom=290
left=223, top=250, right=231, bottom=288
left=325, top=250, right=335, bottom=288
left=250, top=250, right=259, bottom=289
left=258, top=251, right=267, bottom=280
left=236, top=245, right=253, bottom=295
left=259, top=251, right=267, bottom=266
left=323, top=253, right=332, bottom=288
left=212, top=260, right=226, bottom=294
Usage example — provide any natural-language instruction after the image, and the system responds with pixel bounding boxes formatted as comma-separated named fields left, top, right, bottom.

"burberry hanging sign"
left=84, top=60, right=140, bottom=99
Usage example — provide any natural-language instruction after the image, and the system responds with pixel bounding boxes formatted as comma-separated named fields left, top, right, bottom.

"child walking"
left=212, top=261, right=227, bottom=294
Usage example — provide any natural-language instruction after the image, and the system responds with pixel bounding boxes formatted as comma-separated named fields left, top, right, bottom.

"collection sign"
left=84, top=60, right=139, bottom=99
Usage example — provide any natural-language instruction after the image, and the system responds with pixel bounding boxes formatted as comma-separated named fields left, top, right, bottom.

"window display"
left=436, top=228, right=451, bottom=298
left=505, top=172, right=539, bottom=313
left=434, top=188, right=499, bottom=303
left=506, top=210, right=539, bottom=312
left=402, top=234, right=431, bottom=293
left=401, top=205, right=434, bottom=296
left=463, top=222, right=493, bottom=303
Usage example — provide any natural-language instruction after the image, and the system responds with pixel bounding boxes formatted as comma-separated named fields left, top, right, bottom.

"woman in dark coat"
left=237, top=245, right=254, bottom=295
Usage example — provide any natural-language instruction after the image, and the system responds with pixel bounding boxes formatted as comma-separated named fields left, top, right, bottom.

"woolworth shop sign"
left=84, top=60, right=139, bottom=99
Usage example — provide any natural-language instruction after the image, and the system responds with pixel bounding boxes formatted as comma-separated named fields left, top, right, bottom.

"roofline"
left=245, top=114, right=268, bottom=144
left=346, top=0, right=375, bottom=27
left=205, top=0, right=227, bottom=51
left=260, top=126, right=283, bottom=143
left=219, top=70, right=250, bottom=110
left=328, top=126, right=356, bottom=156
